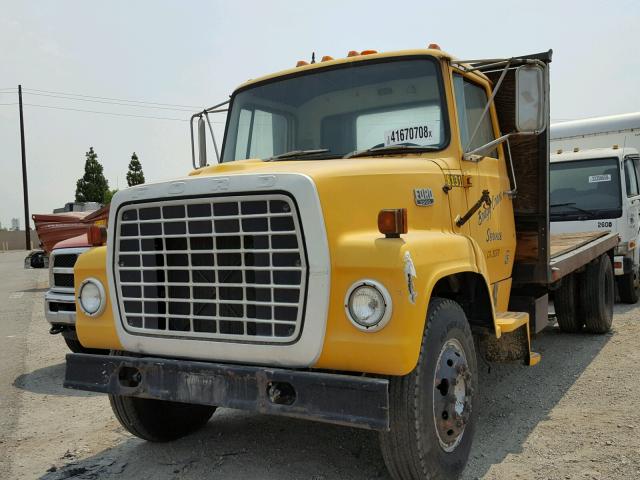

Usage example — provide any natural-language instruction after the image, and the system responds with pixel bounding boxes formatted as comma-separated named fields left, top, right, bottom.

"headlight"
left=78, top=278, right=106, bottom=316
left=345, top=280, right=392, bottom=332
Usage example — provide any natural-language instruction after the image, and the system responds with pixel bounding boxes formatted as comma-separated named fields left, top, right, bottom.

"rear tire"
left=617, top=270, right=639, bottom=304
left=580, top=255, right=614, bottom=334
left=379, top=298, right=477, bottom=480
left=554, top=273, right=583, bottom=333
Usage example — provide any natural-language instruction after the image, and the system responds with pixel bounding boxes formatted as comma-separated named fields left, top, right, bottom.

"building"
left=52, top=202, right=102, bottom=214
left=11, top=218, right=20, bottom=231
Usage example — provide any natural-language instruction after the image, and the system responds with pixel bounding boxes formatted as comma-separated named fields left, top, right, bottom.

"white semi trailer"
left=550, top=112, right=640, bottom=303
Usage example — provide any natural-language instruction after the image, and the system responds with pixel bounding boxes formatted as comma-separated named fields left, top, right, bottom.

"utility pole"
left=18, top=85, right=31, bottom=250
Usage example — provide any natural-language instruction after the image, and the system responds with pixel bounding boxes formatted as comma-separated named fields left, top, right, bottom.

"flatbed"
left=550, top=231, right=618, bottom=281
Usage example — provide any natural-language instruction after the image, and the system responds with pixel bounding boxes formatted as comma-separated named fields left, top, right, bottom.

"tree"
left=104, top=188, right=118, bottom=204
left=126, top=152, right=145, bottom=187
left=75, top=147, right=109, bottom=203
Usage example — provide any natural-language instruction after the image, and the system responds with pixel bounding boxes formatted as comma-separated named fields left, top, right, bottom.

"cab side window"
left=453, top=74, right=497, bottom=158
left=624, top=156, right=639, bottom=197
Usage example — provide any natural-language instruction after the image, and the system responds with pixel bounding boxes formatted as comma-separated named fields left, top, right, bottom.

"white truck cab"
left=550, top=146, right=640, bottom=302
left=551, top=112, right=640, bottom=303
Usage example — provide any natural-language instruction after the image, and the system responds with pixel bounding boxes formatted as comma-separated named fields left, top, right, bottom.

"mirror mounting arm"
left=190, top=99, right=230, bottom=169
left=464, top=59, right=512, bottom=152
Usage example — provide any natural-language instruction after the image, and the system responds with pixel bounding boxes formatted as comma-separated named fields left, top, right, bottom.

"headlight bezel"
left=77, top=277, right=106, bottom=317
left=344, top=279, right=392, bottom=332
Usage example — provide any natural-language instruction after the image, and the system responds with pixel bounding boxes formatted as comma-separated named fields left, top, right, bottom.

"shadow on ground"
left=17, top=287, right=49, bottom=293
left=13, top=362, right=98, bottom=397
left=38, top=324, right=611, bottom=480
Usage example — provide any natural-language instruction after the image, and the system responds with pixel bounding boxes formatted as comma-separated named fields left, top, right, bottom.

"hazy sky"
left=1, top=0, right=638, bottom=230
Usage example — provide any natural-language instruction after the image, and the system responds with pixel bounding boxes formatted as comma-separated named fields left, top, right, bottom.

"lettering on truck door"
left=453, top=73, right=516, bottom=285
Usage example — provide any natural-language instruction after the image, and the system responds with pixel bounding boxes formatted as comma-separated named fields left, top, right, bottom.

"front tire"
left=380, top=298, right=477, bottom=480
left=110, top=395, right=216, bottom=442
left=617, top=269, right=639, bottom=304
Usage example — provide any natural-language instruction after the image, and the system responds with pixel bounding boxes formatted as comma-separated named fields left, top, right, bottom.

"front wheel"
left=110, top=395, right=216, bottom=442
left=380, top=298, right=477, bottom=480
left=617, top=269, right=639, bottom=304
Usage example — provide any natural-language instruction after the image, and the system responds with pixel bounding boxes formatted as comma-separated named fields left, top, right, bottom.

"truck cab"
left=63, top=47, right=617, bottom=480
left=550, top=147, right=640, bottom=302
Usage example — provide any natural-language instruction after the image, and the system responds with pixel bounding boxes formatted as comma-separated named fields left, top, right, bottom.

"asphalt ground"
left=1, top=249, right=639, bottom=480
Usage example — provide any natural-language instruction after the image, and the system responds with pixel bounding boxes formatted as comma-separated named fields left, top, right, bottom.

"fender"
left=74, top=246, right=122, bottom=350
left=313, top=229, right=495, bottom=375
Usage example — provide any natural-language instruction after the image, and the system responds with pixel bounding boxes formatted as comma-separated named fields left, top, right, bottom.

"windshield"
left=550, top=157, right=622, bottom=219
left=221, top=57, right=448, bottom=161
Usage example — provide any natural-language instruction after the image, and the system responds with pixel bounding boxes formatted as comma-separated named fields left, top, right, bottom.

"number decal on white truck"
left=588, top=174, right=612, bottom=183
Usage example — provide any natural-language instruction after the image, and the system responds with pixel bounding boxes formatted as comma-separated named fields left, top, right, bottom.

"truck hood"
left=189, top=157, right=446, bottom=184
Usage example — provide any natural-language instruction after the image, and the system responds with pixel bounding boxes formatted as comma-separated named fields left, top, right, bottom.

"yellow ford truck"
left=65, top=47, right=618, bottom=479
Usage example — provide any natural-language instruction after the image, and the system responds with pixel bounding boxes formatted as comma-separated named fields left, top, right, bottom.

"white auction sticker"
left=384, top=124, right=436, bottom=147
left=588, top=174, right=612, bottom=183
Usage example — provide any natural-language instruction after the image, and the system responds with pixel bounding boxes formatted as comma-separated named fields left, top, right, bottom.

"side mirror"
left=198, top=116, right=207, bottom=167
left=515, top=65, right=546, bottom=132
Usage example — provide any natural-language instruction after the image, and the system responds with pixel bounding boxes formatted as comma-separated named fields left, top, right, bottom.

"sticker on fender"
left=384, top=124, right=436, bottom=147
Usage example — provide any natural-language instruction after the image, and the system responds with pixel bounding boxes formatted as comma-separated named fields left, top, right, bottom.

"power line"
left=22, top=87, right=204, bottom=109
left=22, top=103, right=190, bottom=122
left=22, top=91, right=198, bottom=112
left=22, top=102, right=226, bottom=123
left=0, top=102, right=17, bottom=106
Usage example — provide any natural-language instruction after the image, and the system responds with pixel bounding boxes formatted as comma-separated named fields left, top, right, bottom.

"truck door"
left=452, top=74, right=516, bottom=286
left=624, top=155, right=640, bottom=263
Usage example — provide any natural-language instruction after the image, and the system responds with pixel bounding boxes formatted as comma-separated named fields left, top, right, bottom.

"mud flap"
left=480, top=312, right=540, bottom=366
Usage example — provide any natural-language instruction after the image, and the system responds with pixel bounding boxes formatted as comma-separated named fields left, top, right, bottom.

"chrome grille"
left=114, top=194, right=307, bottom=343
left=50, top=249, right=85, bottom=291
left=53, top=254, right=79, bottom=268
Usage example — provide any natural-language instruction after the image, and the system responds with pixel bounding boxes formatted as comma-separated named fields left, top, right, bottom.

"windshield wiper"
left=264, top=149, right=330, bottom=162
left=343, top=144, right=439, bottom=159
left=550, top=202, right=594, bottom=216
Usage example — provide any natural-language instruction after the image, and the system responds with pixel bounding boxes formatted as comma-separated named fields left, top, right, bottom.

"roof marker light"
left=347, top=50, right=360, bottom=57
left=296, top=60, right=309, bottom=67
left=613, top=144, right=619, bottom=149
left=573, top=147, right=580, bottom=152
left=321, top=55, right=334, bottom=62
left=428, top=43, right=441, bottom=50
left=361, top=49, right=378, bottom=55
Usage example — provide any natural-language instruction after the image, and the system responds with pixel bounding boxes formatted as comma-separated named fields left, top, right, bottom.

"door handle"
left=455, top=190, right=491, bottom=227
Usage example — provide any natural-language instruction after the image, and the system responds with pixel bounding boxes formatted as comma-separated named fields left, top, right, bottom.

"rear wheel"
left=617, top=269, right=639, bottom=304
left=580, top=254, right=614, bottom=334
left=380, top=298, right=477, bottom=480
left=554, top=273, right=583, bottom=333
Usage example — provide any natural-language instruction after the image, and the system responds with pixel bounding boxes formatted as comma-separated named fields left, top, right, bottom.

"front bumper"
left=44, top=291, right=76, bottom=325
left=64, top=353, right=390, bottom=431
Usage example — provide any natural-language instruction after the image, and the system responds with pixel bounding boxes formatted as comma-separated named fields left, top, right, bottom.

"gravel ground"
left=1, top=249, right=639, bottom=479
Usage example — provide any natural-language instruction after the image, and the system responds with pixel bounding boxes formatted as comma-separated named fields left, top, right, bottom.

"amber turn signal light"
left=88, top=225, right=107, bottom=246
left=378, top=209, right=408, bottom=238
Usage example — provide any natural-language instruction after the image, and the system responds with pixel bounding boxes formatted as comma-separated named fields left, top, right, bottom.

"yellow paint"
left=75, top=49, right=537, bottom=373
left=74, top=247, right=122, bottom=350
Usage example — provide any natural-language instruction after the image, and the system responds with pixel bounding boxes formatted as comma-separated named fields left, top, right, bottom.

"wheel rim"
left=432, top=338, right=472, bottom=452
